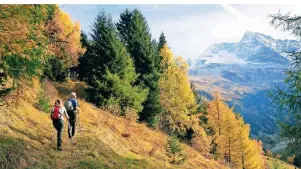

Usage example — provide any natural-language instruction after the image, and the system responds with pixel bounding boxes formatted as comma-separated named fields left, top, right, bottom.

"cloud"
left=149, top=5, right=300, bottom=59
left=61, top=4, right=301, bottom=59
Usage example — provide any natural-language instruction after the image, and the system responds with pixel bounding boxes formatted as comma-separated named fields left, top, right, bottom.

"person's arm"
left=63, top=107, right=70, bottom=119
left=50, top=107, right=54, bottom=119
left=76, top=100, right=80, bottom=111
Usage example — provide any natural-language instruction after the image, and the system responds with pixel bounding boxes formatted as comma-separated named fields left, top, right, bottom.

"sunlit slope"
left=0, top=80, right=228, bottom=169
left=266, top=157, right=296, bottom=169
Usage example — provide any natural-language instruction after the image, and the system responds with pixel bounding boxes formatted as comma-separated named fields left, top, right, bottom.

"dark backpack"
left=51, top=106, right=61, bottom=119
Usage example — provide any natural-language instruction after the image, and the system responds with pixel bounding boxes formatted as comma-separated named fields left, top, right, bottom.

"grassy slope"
left=0, top=80, right=229, bottom=169
left=266, top=157, right=297, bottom=169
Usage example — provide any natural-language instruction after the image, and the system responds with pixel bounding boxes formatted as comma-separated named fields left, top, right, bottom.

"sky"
left=60, top=4, right=301, bottom=59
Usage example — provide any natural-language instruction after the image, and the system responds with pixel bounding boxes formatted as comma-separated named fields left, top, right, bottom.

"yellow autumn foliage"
left=158, top=44, right=197, bottom=134
left=206, top=92, right=267, bottom=169
left=46, top=8, right=85, bottom=67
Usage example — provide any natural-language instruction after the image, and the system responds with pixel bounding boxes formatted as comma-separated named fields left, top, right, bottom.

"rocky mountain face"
left=189, top=31, right=301, bottom=149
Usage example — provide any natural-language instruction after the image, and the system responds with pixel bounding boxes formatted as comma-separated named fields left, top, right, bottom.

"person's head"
left=55, top=99, right=62, bottom=106
left=70, top=92, right=77, bottom=99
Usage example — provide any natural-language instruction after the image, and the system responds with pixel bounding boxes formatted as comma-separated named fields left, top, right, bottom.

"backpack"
left=64, top=100, right=74, bottom=111
left=52, top=106, right=61, bottom=119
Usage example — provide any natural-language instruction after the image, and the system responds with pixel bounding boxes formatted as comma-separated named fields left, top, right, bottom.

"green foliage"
left=37, top=93, right=51, bottom=113
left=43, top=57, right=68, bottom=81
left=166, top=135, right=185, bottom=164
left=269, top=12, right=301, bottom=167
left=155, top=32, right=167, bottom=73
left=77, top=31, right=91, bottom=81
left=158, top=32, right=167, bottom=53
left=117, top=9, right=162, bottom=126
left=84, top=11, right=148, bottom=116
left=0, top=5, right=56, bottom=84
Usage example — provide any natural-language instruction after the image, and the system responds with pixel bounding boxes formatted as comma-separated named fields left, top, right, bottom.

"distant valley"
left=188, top=31, right=301, bottom=150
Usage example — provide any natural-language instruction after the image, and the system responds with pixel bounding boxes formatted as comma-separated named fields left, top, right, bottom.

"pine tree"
left=155, top=32, right=168, bottom=73
left=269, top=12, right=301, bottom=165
left=166, top=135, right=184, bottom=164
left=158, top=32, right=167, bottom=52
left=77, top=31, right=91, bottom=81
left=85, top=11, right=148, bottom=115
left=117, top=9, right=162, bottom=127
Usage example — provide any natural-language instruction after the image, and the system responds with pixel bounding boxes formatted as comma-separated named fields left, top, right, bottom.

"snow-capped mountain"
left=189, top=31, right=301, bottom=150
left=196, top=31, right=300, bottom=66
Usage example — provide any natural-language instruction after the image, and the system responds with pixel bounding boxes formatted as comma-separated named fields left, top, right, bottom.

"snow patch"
left=200, top=50, right=247, bottom=65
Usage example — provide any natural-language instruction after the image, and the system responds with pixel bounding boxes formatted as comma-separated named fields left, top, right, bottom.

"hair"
left=55, top=99, right=62, bottom=105
left=71, top=92, right=76, bottom=98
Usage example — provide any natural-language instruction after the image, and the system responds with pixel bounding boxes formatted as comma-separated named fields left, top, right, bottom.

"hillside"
left=0, top=79, right=229, bottom=169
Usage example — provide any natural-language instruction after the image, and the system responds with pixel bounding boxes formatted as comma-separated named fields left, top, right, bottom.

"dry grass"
left=266, top=156, right=297, bottom=169
left=0, top=79, right=229, bottom=169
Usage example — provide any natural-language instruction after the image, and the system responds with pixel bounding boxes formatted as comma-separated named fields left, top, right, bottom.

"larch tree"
left=205, top=92, right=267, bottom=168
left=44, top=7, right=85, bottom=81
left=206, top=92, right=227, bottom=158
left=0, top=5, right=56, bottom=88
left=84, top=11, right=148, bottom=116
left=218, top=106, right=239, bottom=165
left=233, top=117, right=256, bottom=169
left=158, top=44, right=197, bottom=136
left=117, top=9, right=162, bottom=127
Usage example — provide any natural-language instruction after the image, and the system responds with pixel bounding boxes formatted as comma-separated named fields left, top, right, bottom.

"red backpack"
left=51, top=106, right=61, bottom=119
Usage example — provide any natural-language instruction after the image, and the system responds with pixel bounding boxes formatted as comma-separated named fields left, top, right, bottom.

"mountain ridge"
left=195, top=31, right=300, bottom=66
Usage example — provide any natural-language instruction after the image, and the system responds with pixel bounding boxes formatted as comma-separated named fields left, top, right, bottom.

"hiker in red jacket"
left=50, top=99, right=69, bottom=151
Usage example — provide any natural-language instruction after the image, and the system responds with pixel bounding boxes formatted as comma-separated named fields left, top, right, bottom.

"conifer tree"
left=44, top=7, right=85, bottom=81
left=166, top=135, right=184, bottom=164
left=159, top=44, right=197, bottom=135
left=269, top=12, right=301, bottom=166
left=85, top=11, right=148, bottom=115
left=233, top=117, right=256, bottom=169
left=206, top=92, right=266, bottom=168
left=206, top=92, right=227, bottom=158
left=158, top=32, right=167, bottom=52
left=117, top=9, right=162, bottom=126
left=0, top=5, right=56, bottom=87
left=218, top=106, right=239, bottom=164
left=77, top=31, right=91, bottom=81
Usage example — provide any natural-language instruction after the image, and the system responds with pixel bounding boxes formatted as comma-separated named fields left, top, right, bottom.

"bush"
left=166, top=135, right=185, bottom=164
left=37, top=92, right=51, bottom=113
left=36, top=81, right=53, bottom=113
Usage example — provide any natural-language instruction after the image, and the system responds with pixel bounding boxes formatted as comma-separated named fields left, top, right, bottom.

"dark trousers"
left=67, top=110, right=76, bottom=138
left=52, top=119, right=64, bottom=149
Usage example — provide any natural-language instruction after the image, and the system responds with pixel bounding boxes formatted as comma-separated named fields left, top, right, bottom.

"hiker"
left=65, top=92, right=79, bottom=139
left=50, top=99, right=69, bottom=151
